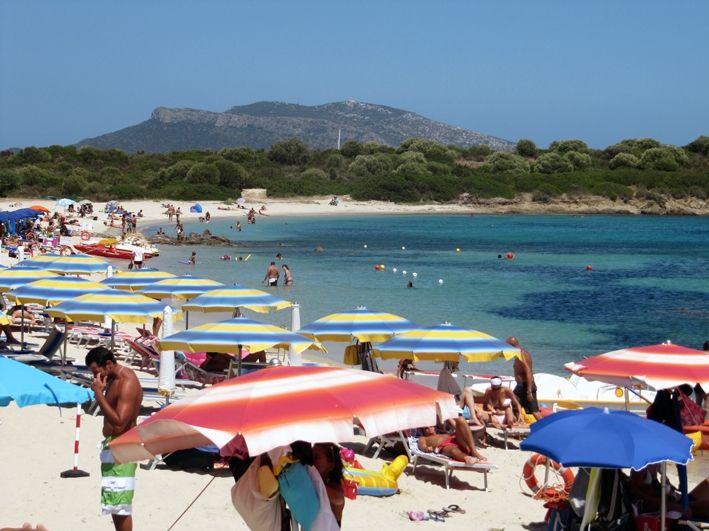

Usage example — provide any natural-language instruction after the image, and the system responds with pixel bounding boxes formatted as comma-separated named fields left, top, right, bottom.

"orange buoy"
left=373, top=264, right=381, bottom=271
left=506, top=252, right=514, bottom=260
left=586, top=265, right=593, bottom=271
left=80, top=231, right=91, bottom=241
left=522, top=453, right=574, bottom=500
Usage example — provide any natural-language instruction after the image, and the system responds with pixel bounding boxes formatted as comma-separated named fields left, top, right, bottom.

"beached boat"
left=75, top=237, right=159, bottom=261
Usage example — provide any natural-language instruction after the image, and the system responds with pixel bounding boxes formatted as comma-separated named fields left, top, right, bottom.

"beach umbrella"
left=0, top=268, right=59, bottom=292
left=109, top=365, right=459, bottom=462
left=565, top=343, right=709, bottom=391
left=520, top=407, right=693, bottom=531
left=18, top=253, right=109, bottom=275
left=138, top=275, right=224, bottom=300
left=47, top=289, right=167, bottom=324
left=7, top=277, right=110, bottom=306
left=372, top=322, right=521, bottom=363
left=29, top=205, right=50, bottom=212
left=182, top=286, right=292, bottom=314
left=101, top=268, right=176, bottom=291
left=0, top=355, right=94, bottom=407
left=55, top=198, right=75, bottom=209
left=297, top=306, right=417, bottom=343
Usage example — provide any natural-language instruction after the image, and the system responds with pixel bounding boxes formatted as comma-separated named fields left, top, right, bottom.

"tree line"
left=0, top=136, right=707, bottom=203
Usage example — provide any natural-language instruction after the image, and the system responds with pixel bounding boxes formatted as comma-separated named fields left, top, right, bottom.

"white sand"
left=1, top=198, right=708, bottom=530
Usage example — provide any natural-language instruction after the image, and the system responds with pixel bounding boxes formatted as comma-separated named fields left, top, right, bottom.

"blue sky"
left=1, top=1, right=707, bottom=149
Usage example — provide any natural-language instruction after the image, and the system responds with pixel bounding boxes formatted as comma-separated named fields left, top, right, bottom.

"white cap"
left=490, top=377, right=502, bottom=386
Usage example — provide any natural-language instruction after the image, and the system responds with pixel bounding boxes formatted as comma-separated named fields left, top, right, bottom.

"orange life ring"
left=522, top=453, right=574, bottom=500
left=80, top=231, right=91, bottom=241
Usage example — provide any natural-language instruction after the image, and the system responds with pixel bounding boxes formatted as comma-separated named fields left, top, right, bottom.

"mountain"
left=77, top=100, right=513, bottom=152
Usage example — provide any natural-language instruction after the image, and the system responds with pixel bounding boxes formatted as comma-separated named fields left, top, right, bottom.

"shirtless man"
left=263, top=261, right=279, bottom=287
left=417, top=417, right=487, bottom=464
left=86, top=347, right=143, bottom=531
left=508, top=336, right=542, bottom=420
left=482, top=376, right=524, bottom=429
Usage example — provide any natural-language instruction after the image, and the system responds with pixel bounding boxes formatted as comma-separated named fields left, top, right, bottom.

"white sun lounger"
left=407, top=437, right=496, bottom=490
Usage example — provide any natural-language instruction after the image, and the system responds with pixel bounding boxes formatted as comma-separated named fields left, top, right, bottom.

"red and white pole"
left=60, top=403, right=90, bottom=478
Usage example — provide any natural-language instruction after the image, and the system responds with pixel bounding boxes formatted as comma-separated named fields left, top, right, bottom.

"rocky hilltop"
left=77, top=100, right=513, bottom=153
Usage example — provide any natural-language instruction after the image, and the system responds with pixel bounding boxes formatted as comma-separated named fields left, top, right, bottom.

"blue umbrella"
left=0, top=355, right=94, bottom=407
left=520, top=407, right=692, bottom=469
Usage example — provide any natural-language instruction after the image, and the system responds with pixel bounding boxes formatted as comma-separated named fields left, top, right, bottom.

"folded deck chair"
left=407, top=436, right=496, bottom=491
left=2, top=326, right=66, bottom=364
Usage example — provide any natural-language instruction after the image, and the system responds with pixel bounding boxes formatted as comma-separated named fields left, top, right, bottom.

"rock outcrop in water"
left=149, top=230, right=238, bottom=246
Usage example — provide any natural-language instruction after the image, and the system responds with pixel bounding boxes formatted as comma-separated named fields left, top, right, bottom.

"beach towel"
left=100, top=436, right=137, bottom=516
left=278, top=461, right=320, bottom=530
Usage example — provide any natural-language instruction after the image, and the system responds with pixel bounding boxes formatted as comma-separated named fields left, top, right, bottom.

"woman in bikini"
left=417, top=417, right=487, bottom=464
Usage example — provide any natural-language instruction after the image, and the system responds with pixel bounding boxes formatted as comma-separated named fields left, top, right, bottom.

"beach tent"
left=190, top=203, right=203, bottom=213
left=105, top=200, right=120, bottom=213
left=55, top=198, right=75, bottom=209
left=0, top=208, right=43, bottom=222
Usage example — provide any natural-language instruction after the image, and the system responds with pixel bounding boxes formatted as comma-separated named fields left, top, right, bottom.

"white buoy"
left=401, top=246, right=406, bottom=250
left=438, top=279, right=444, bottom=284
left=392, top=268, right=397, bottom=273
left=412, top=272, right=418, bottom=278
left=363, top=244, right=368, bottom=248
left=402, top=270, right=407, bottom=275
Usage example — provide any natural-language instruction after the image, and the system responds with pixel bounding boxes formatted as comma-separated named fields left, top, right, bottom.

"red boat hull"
left=74, top=244, right=152, bottom=260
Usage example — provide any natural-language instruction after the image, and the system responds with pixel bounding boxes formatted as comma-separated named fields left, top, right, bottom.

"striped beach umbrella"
left=298, top=306, right=417, bottom=343
left=101, top=268, right=176, bottom=291
left=0, top=268, right=59, bottom=292
left=565, top=343, right=709, bottom=391
left=372, top=322, right=521, bottom=363
left=7, top=277, right=111, bottom=306
left=109, top=365, right=459, bottom=462
left=47, top=289, right=167, bottom=324
left=18, top=253, right=109, bottom=274
left=159, top=316, right=323, bottom=356
left=182, top=286, right=292, bottom=314
left=138, top=276, right=224, bottom=300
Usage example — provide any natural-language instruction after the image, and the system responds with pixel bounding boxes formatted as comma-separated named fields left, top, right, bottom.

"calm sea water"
left=144, top=214, right=709, bottom=375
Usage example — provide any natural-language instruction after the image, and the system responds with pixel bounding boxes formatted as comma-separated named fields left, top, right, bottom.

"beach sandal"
left=427, top=511, right=447, bottom=522
left=445, top=504, right=466, bottom=514
left=406, top=511, right=428, bottom=521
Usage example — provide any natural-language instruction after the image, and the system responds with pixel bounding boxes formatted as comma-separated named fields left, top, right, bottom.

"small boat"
left=75, top=237, right=159, bottom=261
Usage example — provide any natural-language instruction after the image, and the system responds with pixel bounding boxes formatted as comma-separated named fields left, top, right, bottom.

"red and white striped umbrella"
left=565, top=343, right=709, bottom=390
left=110, top=365, right=458, bottom=462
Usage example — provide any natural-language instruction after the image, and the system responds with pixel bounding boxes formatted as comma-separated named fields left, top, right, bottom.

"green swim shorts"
left=100, top=436, right=137, bottom=516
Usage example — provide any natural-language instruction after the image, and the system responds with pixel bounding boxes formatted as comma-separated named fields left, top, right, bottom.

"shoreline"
left=2, top=193, right=707, bottom=231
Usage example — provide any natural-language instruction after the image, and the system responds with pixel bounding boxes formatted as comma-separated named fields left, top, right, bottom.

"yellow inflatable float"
left=343, top=455, right=408, bottom=497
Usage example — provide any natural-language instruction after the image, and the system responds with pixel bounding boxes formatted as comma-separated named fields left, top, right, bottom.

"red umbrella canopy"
left=110, top=365, right=458, bottom=462
left=565, top=343, right=709, bottom=391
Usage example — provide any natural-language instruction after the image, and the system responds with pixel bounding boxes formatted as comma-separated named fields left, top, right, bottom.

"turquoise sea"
left=144, top=215, right=709, bottom=375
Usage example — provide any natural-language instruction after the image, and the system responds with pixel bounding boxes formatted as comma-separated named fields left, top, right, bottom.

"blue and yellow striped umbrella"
left=298, top=306, right=417, bottom=343
left=372, top=322, right=521, bottom=363
left=138, top=276, right=225, bottom=300
left=7, top=277, right=111, bottom=306
left=47, top=289, right=167, bottom=324
left=18, top=253, right=109, bottom=274
left=182, top=286, right=292, bottom=314
left=102, top=268, right=176, bottom=291
left=160, top=316, right=324, bottom=355
left=0, top=268, right=59, bottom=293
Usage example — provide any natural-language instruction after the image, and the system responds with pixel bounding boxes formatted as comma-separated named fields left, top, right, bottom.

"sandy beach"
left=1, top=197, right=708, bottom=531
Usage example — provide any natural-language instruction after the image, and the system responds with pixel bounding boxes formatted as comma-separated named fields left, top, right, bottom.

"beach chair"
left=175, top=352, right=228, bottom=385
left=499, top=425, right=531, bottom=450
left=363, top=431, right=412, bottom=460
left=1, top=326, right=66, bottom=364
left=406, top=436, right=496, bottom=490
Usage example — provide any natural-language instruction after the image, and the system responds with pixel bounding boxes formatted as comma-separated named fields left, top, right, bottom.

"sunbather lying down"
left=417, top=417, right=488, bottom=464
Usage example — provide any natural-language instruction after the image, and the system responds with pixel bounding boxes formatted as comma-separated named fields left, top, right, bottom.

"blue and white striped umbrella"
left=138, top=276, right=224, bottom=300
left=47, top=289, right=167, bottom=324
left=160, top=316, right=324, bottom=355
left=298, top=306, right=417, bottom=343
left=18, top=253, right=109, bottom=274
left=101, top=268, right=176, bottom=291
left=372, top=322, right=521, bottom=362
left=0, top=268, right=59, bottom=293
left=7, top=277, right=110, bottom=306
left=182, top=286, right=292, bottom=314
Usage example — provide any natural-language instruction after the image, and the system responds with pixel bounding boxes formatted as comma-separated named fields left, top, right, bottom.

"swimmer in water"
left=188, top=251, right=196, bottom=265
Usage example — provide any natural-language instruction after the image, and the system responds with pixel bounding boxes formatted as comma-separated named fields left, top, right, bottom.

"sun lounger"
left=2, top=326, right=66, bottom=364
left=407, top=436, right=496, bottom=490
left=364, top=431, right=412, bottom=460
left=498, top=425, right=531, bottom=450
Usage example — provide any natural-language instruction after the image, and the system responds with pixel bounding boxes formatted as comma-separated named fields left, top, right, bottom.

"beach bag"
left=278, top=462, right=320, bottom=530
left=343, top=345, right=360, bottom=365
left=231, top=456, right=282, bottom=531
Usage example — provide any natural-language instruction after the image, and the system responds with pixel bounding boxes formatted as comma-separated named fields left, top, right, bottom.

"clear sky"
left=1, top=0, right=707, bottom=149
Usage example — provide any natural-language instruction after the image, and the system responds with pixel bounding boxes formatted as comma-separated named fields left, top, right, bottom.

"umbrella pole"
left=62, top=321, right=68, bottom=366
left=624, top=388, right=629, bottom=411
left=110, top=319, right=115, bottom=352
left=186, top=311, right=189, bottom=330
left=20, top=303, right=25, bottom=346
left=660, top=462, right=667, bottom=531
left=237, top=343, right=242, bottom=376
